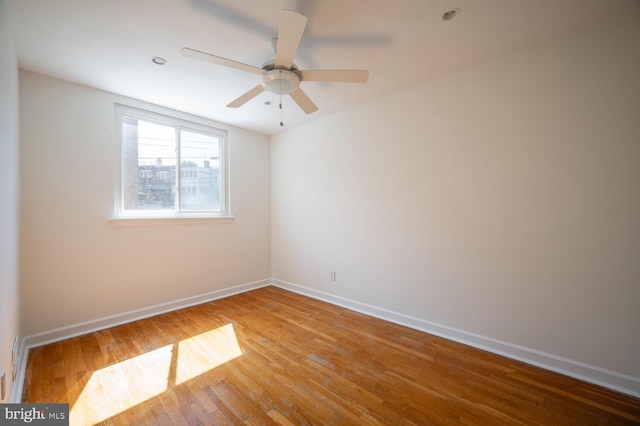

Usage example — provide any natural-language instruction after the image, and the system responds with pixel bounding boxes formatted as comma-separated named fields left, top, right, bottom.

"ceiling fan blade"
left=181, top=47, right=263, bottom=75
left=274, top=10, right=307, bottom=69
left=297, top=69, right=369, bottom=83
left=289, top=88, right=318, bottom=114
left=227, top=85, right=265, bottom=108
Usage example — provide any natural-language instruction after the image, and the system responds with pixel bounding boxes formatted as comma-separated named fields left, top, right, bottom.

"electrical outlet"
left=330, top=271, right=336, bottom=281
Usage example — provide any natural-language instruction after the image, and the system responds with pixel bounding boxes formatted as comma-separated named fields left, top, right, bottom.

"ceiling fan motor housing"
left=262, top=69, right=300, bottom=95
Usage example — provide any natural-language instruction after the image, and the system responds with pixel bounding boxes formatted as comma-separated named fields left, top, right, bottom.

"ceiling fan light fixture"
left=262, top=69, right=300, bottom=95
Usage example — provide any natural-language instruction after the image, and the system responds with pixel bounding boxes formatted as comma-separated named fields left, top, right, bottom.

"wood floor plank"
left=23, top=286, right=640, bottom=425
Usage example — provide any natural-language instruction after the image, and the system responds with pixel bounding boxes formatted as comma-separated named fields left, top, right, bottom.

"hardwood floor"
left=23, top=286, right=640, bottom=425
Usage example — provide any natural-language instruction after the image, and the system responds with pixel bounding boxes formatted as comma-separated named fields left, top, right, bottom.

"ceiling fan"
left=181, top=9, right=369, bottom=122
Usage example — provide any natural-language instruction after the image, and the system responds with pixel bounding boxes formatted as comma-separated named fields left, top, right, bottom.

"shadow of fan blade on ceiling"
left=297, top=69, right=369, bottom=83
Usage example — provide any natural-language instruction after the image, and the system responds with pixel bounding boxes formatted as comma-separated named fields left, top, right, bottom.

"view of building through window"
left=120, top=115, right=223, bottom=214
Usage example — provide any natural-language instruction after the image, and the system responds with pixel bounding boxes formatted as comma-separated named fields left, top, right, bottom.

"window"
left=115, top=105, right=228, bottom=219
left=139, top=169, right=152, bottom=179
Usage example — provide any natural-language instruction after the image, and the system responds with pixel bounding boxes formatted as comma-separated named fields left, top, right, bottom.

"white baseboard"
left=271, top=278, right=640, bottom=398
left=22, top=279, right=271, bottom=349
left=13, top=278, right=271, bottom=402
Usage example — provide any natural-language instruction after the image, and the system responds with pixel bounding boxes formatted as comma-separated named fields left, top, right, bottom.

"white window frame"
left=112, top=104, right=232, bottom=226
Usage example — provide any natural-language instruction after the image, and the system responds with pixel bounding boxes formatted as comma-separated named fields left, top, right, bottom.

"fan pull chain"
left=279, top=70, right=284, bottom=127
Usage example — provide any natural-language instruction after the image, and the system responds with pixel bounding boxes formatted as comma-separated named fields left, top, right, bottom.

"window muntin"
left=116, top=106, right=228, bottom=218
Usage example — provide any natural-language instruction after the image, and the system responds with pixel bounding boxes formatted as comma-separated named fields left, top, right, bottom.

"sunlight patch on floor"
left=69, top=323, right=242, bottom=424
left=70, top=344, right=173, bottom=425
left=176, top=323, right=243, bottom=384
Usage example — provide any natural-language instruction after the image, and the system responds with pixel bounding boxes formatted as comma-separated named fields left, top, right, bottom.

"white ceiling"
left=8, top=0, right=639, bottom=135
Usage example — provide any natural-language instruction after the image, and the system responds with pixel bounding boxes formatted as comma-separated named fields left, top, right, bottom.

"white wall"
left=272, top=15, right=640, bottom=386
left=20, top=71, right=271, bottom=336
left=0, top=0, right=21, bottom=402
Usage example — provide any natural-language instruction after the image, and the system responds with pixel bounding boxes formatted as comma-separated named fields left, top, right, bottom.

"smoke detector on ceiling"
left=442, top=8, right=461, bottom=21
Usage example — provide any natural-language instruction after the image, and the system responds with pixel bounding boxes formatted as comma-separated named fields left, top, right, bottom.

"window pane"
left=117, top=105, right=228, bottom=218
left=179, top=129, right=221, bottom=212
left=122, top=118, right=176, bottom=211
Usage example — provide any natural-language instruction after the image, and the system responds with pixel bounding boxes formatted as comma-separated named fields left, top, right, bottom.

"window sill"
left=109, top=215, right=234, bottom=227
